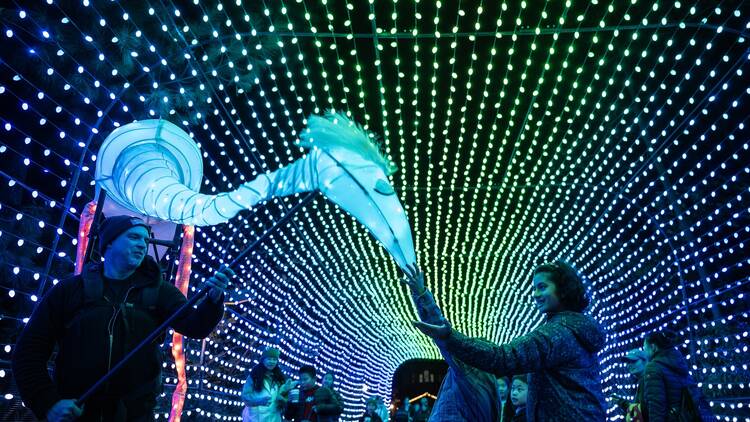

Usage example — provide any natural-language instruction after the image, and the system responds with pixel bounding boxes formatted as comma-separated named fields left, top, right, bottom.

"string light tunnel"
left=1, top=1, right=749, bottom=421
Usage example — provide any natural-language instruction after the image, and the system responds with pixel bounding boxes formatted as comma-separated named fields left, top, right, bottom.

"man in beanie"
left=13, top=215, right=234, bottom=422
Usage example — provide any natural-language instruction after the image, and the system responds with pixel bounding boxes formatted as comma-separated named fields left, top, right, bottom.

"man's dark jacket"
left=12, top=256, right=224, bottom=420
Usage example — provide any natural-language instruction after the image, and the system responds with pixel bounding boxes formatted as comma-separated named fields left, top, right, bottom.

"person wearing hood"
left=642, top=330, right=713, bottom=422
left=12, top=215, right=232, bottom=421
left=403, top=261, right=607, bottom=422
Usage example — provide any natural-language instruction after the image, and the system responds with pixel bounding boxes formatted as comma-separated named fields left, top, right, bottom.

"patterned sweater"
left=421, top=289, right=607, bottom=422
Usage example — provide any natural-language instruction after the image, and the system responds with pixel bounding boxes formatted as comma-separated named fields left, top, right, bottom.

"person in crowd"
left=392, top=397, right=411, bottom=422
left=642, top=330, right=714, bottom=421
left=375, top=397, right=390, bottom=422
left=358, top=396, right=383, bottom=422
left=313, top=372, right=344, bottom=422
left=12, top=215, right=232, bottom=422
left=242, top=347, right=288, bottom=422
left=403, top=261, right=607, bottom=421
left=285, top=365, right=320, bottom=422
left=497, top=376, right=514, bottom=422
left=410, top=397, right=431, bottom=422
left=509, top=375, right=528, bottom=422
left=612, top=348, right=648, bottom=422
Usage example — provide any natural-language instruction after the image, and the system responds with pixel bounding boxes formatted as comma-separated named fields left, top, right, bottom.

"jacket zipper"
left=101, top=285, right=136, bottom=421
left=106, top=285, right=136, bottom=373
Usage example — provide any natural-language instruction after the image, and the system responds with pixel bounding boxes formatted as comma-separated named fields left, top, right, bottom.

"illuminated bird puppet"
left=89, top=113, right=415, bottom=422
left=94, top=112, right=416, bottom=271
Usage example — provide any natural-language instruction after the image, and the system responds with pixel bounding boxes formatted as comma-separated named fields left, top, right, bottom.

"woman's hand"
left=401, top=263, right=426, bottom=295
left=280, top=379, right=296, bottom=395
left=413, top=320, right=451, bottom=339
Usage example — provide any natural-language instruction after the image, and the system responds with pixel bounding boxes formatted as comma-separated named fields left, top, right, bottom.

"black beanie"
left=98, top=215, right=151, bottom=252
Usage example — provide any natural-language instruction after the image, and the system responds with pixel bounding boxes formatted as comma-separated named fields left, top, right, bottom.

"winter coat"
left=442, top=309, right=607, bottom=422
left=12, top=256, right=224, bottom=420
left=376, top=402, right=390, bottom=422
left=412, top=290, right=501, bottom=422
left=498, top=400, right=515, bottom=422
left=242, top=376, right=286, bottom=422
left=314, top=386, right=344, bottom=422
left=642, top=348, right=713, bottom=422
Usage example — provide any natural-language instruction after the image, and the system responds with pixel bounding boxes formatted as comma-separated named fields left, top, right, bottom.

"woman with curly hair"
left=242, top=347, right=289, bottom=422
left=403, top=261, right=606, bottom=422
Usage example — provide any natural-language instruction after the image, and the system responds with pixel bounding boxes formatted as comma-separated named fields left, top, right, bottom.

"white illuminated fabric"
left=95, top=115, right=416, bottom=271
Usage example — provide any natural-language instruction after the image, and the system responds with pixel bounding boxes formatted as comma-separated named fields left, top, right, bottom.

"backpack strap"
left=82, top=263, right=104, bottom=305
left=63, top=265, right=105, bottom=331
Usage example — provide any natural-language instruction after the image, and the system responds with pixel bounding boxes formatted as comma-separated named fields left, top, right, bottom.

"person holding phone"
left=284, top=365, right=319, bottom=422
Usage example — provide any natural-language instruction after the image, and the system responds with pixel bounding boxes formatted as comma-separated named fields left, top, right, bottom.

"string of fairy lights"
left=1, top=0, right=749, bottom=421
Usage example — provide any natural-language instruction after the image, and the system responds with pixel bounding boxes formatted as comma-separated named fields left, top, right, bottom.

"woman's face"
left=263, top=356, right=278, bottom=370
left=532, top=272, right=561, bottom=313
left=496, top=378, right=509, bottom=398
left=322, top=373, right=334, bottom=388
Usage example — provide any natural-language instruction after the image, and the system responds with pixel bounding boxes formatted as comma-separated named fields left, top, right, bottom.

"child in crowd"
left=509, top=375, right=528, bottom=422
left=284, top=365, right=319, bottom=422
